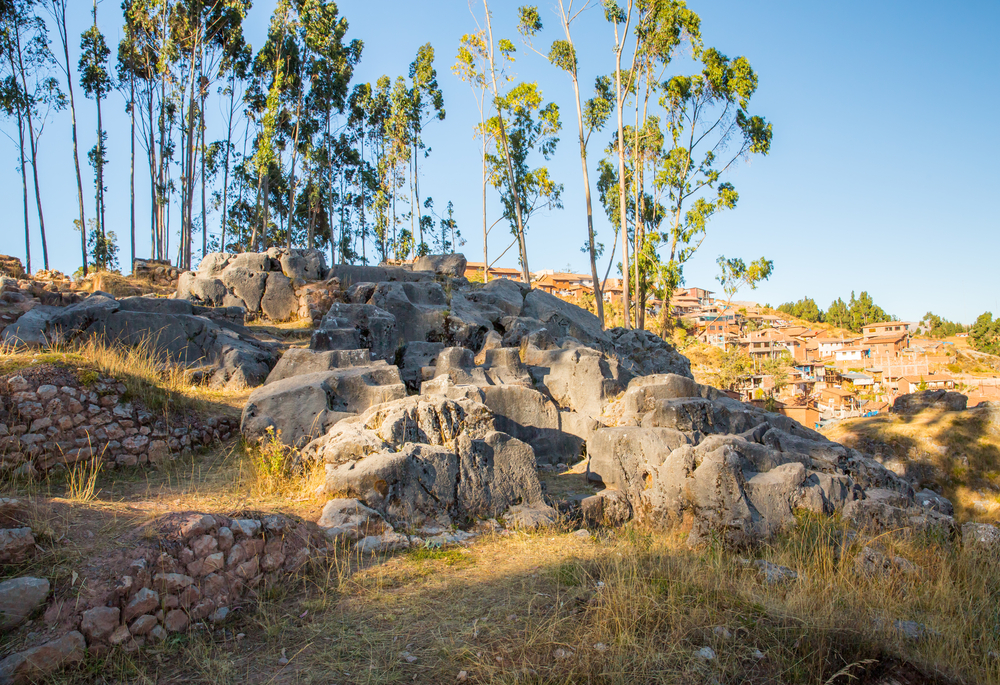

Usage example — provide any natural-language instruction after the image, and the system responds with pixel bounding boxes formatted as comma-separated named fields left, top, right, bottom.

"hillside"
left=0, top=257, right=998, bottom=684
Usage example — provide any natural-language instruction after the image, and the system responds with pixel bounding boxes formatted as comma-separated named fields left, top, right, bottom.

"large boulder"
left=584, top=373, right=925, bottom=545
left=367, top=282, right=448, bottom=346
left=478, top=385, right=584, bottom=465
left=311, top=302, right=398, bottom=363
left=520, top=289, right=610, bottom=347
left=324, top=432, right=542, bottom=529
left=0, top=294, right=278, bottom=390
left=260, top=272, right=298, bottom=322
left=174, top=249, right=327, bottom=321
left=893, top=390, right=968, bottom=414
left=524, top=342, right=632, bottom=419
left=412, top=253, right=467, bottom=277
left=241, top=364, right=406, bottom=446
left=265, top=348, right=372, bottom=384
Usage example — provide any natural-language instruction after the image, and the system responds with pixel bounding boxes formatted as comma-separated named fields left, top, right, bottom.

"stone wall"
left=0, top=365, right=237, bottom=475
left=0, top=276, right=85, bottom=329
left=0, top=510, right=324, bottom=682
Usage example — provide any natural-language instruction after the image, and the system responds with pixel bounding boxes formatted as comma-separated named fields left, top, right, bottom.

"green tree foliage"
left=778, top=297, right=822, bottom=323
left=779, top=292, right=892, bottom=332
left=970, top=313, right=1000, bottom=355
left=484, top=80, right=563, bottom=262
left=921, top=312, right=966, bottom=339
left=2, top=0, right=64, bottom=273
left=712, top=346, right=752, bottom=392
left=79, top=3, right=114, bottom=268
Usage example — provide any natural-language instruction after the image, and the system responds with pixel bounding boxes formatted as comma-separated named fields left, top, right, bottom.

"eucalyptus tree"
left=453, top=29, right=492, bottom=280
left=299, top=0, right=362, bottom=251
left=120, top=0, right=171, bottom=260
left=46, top=0, right=87, bottom=275
left=656, top=46, right=772, bottom=329
left=406, top=42, right=444, bottom=255
left=604, top=0, right=634, bottom=325
left=248, top=0, right=294, bottom=251
left=167, top=0, right=251, bottom=268
left=385, top=74, right=413, bottom=259
left=79, top=0, right=114, bottom=269
left=518, top=2, right=612, bottom=324
left=2, top=0, right=63, bottom=273
left=217, top=42, right=251, bottom=253
left=477, top=1, right=532, bottom=283
left=484, top=81, right=563, bottom=267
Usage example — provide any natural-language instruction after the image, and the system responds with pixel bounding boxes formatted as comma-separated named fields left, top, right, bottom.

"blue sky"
left=3, top=0, right=998, bottom=323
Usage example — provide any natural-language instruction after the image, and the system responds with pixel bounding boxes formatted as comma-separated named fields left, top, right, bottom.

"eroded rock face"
left=586, top=373, right=945, bottom=546
left=892, top=390, right=968, bottom=414
left=1, top=293, right=279, bottom=391
left=304, top=395, right=545, bottom=528
left=241, top=364, right=406, bottom=446
left=175, top=248, right=328, bottom=321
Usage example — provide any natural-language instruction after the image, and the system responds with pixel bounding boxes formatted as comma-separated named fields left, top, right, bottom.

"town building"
left=897, top=374, right=956, bottom=394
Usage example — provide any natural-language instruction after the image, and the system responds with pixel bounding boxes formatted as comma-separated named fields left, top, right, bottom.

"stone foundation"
left=0, top=365, right=237, bottom=475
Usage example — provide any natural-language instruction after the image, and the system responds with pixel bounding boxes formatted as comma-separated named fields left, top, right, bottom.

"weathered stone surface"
left=579, top=372, right=935, bottom=545
left=962, top=522, right=1000, bottom=552
left=520, top=289, right=609, bottom=347
left=581, top=490, right=632, bottom=527
left=398, top=341, right=445, bottom=391
left=524, top=343, right=631, bottom=419
left=0, top=528, right=35, bottom=565
left=893, top=390, right=968, bottom=414
left=81, top=606, right=120, bottom=642
left=479, top=385, right=583, bottom=465
left=0, top=577, right=49, bottom=630
left=842, top=488, right=955, bottom=537
left=242, top=365, right=406, bottom=446
left=0, top=630, right=85, bottom=684
left=318, top=499, right=390, bottom=541
left=312, top=302, right=398, bottom=363
left=260, top=272, right=298, bottom=322
left=321, top=400, right=543, bottom=529
left=1, top=294, right=278, bottom=391
left=368, top=282, right=448, bottom=347
left=412, top=253, right=467, bottom=277
left=505, top=502, right=559, bottom=530
left=265, top=348, right=372, bottom=385
left=124, top=588, right=159, bottom=622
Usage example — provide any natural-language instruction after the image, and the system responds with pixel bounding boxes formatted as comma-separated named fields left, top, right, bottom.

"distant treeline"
left=777, top=292, right=891, bottom=332
left=778, top=294, right=968, bottom=339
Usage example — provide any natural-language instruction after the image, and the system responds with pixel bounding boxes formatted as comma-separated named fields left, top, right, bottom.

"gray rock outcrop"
left=241, top=364, right=406, bottom=447
left=585, top=373, right=947, bottom=546
left=892, top=390, right=969, bottom=414
left=306, top=395, right=545, bottom=529
left=175, top=247, right=329, bottom=321
left=1, top=293, right=278, bottom=390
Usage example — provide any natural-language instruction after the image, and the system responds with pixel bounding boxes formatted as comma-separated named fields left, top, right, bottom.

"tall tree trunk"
left=51, top=0, right=88, bottom=275
left=481, top=131, right=488, bottom=283
left=286, top=93, right=304, bottom=250
left=200, top=93, right=207, bottom=261
left=614, top=32, right=631, bottom=329
left=15, top=113, right=32, bottom=275
left=14, top=27, right=48, bottom=271
left=130, top=73, right=136, bottom=271
left=220, top=80, right=236, bottom=252
left=483, top=2, right=530, bottom=284
left=96, top=96, right=105, bottom=245
left=558, top=1, right=602, bottom=324
left=610, top=1, right=634, bottom=328
left=359, top=129, right=366, bottom=265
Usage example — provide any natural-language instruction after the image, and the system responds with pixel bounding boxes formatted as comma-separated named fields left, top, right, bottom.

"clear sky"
left=3, top=0, right=998, bottom=324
